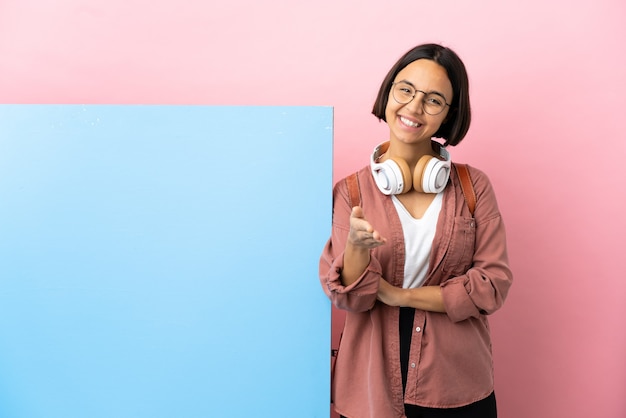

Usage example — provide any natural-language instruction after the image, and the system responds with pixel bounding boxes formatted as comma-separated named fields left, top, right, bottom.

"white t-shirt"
left=391, top=192, right=443, bottom=289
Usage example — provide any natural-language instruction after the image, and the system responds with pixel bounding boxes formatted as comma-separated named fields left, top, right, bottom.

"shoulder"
left=332, top=165, right=367, bottom=209
left=453, top=163, right=493, bottom=194
left=452, top=163, right=501, bottom=219
left=333, top=165, right=372, bottom=195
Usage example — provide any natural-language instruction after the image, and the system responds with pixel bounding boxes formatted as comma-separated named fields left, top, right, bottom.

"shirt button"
left=411, top=363, right=416, bottom=368
left=415, top=327, right=421, bottom=332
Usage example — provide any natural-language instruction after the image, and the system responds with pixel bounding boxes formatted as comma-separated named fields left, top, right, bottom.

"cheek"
left=385, top=97, right=398, bottom=120
left=432, top=118, right=446, bottom=133
left=384, top=105, right=393, bottom=121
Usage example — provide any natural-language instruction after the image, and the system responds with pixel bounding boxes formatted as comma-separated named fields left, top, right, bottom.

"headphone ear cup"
left=413, top=155, right=433, bottom=193
left=371, top=157, right=412, bottom=195
left=388, top=157, right=412, bottom=194
left=414, top=155, right=451, bottom=193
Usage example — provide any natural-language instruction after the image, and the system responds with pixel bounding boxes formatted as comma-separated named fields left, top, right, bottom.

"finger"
left=352, top=220, right=375, bottom=235
left=360, top=231, right=386, bottom=247
left=371, top=231, right=387, bottom=243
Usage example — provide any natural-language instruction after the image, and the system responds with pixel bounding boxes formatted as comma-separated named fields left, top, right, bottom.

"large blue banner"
left=0, top=105, right=332, bottom=418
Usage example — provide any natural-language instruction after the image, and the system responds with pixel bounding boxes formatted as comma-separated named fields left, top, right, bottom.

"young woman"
left=319, top=43, right=513, bottom=418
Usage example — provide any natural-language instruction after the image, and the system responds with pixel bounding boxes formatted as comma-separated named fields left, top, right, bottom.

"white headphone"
left=370, top=141, right=452, bottom=195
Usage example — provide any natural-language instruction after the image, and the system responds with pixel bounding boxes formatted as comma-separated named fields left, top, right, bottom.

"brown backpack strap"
left=345, top=172, right=361, bottom=208
left=454, top=163, right=476, bottom=216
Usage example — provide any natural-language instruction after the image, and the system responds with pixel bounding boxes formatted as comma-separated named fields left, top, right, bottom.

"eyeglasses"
left=391, top=82, right=451, bottom=115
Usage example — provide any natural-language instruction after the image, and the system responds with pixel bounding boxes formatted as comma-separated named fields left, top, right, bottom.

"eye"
left=425, top=95, right=444, bottom=106
left=395, top=83, right=414, bottom=96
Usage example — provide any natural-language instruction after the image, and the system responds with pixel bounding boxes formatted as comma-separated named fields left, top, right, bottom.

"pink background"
left=1, top=1, right=625, bottom=417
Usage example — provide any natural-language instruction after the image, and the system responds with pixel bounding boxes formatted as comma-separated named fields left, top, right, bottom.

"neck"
left=383, top=140, right=436, bottom=167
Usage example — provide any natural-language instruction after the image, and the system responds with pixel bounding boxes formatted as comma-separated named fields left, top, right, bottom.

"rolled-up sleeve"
left=441, top=168, right=513, bottom=323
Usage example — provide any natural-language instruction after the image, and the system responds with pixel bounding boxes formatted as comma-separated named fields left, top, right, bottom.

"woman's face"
left=385, top=59, right=453, bottom=146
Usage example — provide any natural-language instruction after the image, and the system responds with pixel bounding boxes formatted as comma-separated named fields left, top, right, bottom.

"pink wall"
left=2, top=1, right=625, bottom=416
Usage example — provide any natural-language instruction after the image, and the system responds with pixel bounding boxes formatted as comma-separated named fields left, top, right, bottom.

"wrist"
left=397, top=287, right=409, bottom=307
left=345, top=241, right=371, bottom=259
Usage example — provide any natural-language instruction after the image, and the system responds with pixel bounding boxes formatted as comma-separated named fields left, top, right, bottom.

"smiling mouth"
left=400, top=116, right=422, bottom=128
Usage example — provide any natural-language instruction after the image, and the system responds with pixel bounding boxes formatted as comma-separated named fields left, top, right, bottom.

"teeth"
left=400, top=116, right=420, bottom=127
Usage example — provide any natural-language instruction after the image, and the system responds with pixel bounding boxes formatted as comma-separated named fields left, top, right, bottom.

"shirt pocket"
left=441, top=216, right=476, bottom=276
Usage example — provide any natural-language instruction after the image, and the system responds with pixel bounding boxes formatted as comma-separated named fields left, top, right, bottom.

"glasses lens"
left=392, top=82, right=414, bottom=104
left=423, top=93, right=447, bottom=115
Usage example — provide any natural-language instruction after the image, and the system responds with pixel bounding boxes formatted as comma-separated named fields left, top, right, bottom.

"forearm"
left=404, top=286, right=446, bottom=312
left=378, top=279, right=446, bottom=313
left=340, top=242, right=371, bottom=286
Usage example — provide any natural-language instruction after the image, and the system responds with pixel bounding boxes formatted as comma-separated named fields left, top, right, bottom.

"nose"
left=405, top=91, right=425, bottom=114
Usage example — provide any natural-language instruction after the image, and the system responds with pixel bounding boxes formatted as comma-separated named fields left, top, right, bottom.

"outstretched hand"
left=348, top=206, right=387, bottom=249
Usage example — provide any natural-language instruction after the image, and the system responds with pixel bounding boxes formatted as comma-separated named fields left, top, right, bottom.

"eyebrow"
left=397, top=80, right=448, bottom=101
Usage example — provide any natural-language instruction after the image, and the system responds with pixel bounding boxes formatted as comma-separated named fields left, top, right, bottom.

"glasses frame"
left=391, top=82, right=451, bottom=116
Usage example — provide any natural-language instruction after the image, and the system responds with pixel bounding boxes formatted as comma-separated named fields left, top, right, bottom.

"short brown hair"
left=371, top=44, right=471, bottom=146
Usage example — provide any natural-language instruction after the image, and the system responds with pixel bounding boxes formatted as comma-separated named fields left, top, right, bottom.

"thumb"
left=351, top=205, right=365, bottom=220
